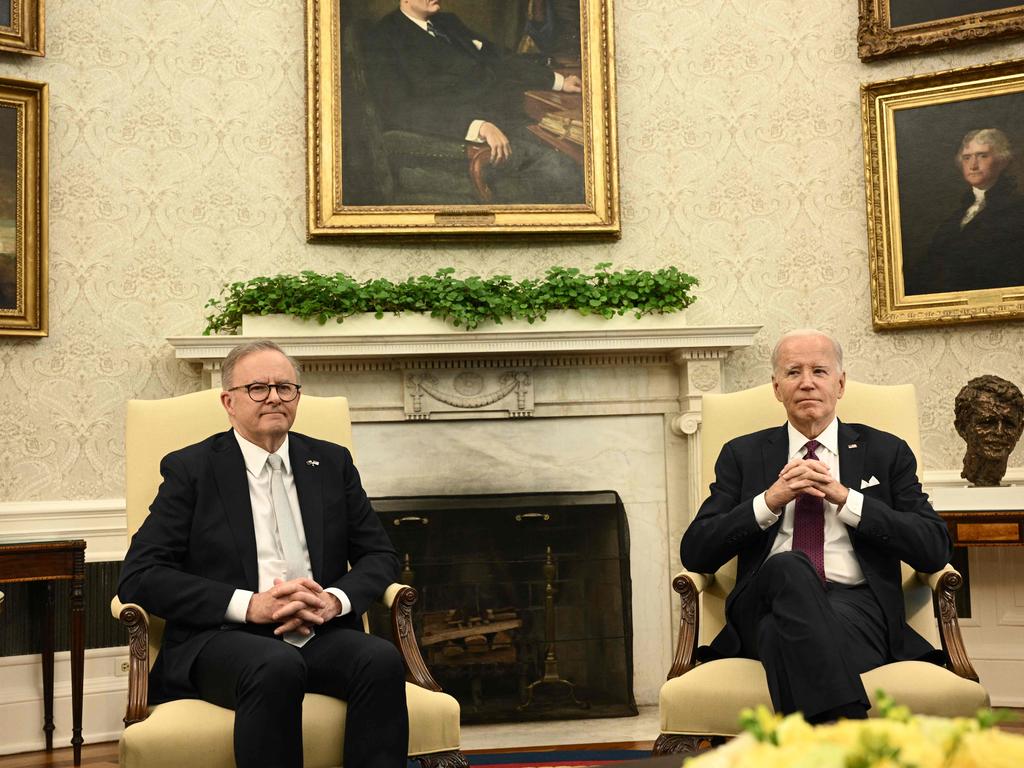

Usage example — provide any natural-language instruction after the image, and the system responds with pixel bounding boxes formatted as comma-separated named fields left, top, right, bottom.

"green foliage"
left=202, top=263, right=699, bottom=335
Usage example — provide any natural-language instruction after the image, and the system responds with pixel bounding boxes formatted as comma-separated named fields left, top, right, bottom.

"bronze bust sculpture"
left=954, top=375, right=1024, bottom=486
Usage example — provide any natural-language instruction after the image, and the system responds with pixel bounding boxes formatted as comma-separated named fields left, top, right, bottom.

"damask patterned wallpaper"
left=0, top=1, right=1021, bottom=501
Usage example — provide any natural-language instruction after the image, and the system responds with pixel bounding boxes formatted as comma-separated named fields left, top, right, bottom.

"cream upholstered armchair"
left=655, top=381, right=989, bottom=756
left=112, top=389, right=466, bottom=768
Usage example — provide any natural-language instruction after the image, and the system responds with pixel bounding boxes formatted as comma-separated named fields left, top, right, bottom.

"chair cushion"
left=660, top=658, right=772, bottom=736
left=660, top=659, right=990, bottom=737
left=119, top=683, right=461, bottom=768
left=861, top=661, right=990, bottom=718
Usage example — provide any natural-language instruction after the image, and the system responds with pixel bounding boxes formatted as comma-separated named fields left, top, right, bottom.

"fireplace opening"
left=369, top=491, right=637, bottom=723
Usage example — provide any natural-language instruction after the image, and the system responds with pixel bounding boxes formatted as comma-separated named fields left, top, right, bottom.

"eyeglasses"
left=227, top=382, right=302, bottom=402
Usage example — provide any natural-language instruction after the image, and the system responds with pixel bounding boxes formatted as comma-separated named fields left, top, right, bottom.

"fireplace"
left=368, top=491, right=636, bottom=723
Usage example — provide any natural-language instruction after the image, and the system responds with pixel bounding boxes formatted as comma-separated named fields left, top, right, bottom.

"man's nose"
left=266, top=385, right=282, bottom=403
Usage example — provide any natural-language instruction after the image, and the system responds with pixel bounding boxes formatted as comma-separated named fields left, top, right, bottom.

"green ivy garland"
left=203, top=263, right=698, bottom=335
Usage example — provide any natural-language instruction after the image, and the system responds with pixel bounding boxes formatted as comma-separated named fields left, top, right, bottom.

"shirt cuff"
left=325, top=587, right=351, bottom=617
left=225, top=588, right=254, bottom=624
left=466, top=119, right=486, bottom=143
left=753, top=491, right=780, bottom=530
left=552, top=72, right=565, bottom=91
left=838, top=488, right=863, bottom=527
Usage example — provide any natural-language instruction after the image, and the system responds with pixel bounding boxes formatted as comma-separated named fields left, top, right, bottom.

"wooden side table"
left=929, top=484, right=1024, bottom=547
left=0, top=539, right=86, bottom=766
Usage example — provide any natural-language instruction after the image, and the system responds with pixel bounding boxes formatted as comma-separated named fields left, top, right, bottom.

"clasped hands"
left=764, top=457, right=849, bottom=514
left=245, top=577, right=341, bottom=637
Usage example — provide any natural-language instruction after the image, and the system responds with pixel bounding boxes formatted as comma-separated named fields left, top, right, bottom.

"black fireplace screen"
left=369, top=490, right=637, bottom=723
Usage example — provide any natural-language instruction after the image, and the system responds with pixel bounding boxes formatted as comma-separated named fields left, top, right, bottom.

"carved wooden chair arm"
left=465, top=144, right=494, bottom=203
left=667, top=570, right=714, bottom=680
left=111, top=596, right=152, bottom=726
left=917, top=565, right=978, bottom=682
left=383, top=582, right=443, bottom=692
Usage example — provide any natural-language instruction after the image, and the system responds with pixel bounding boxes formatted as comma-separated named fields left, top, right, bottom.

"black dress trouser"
left=729, top=551, right=889, bottom=721
left=192, top=623, right=409, bottom=768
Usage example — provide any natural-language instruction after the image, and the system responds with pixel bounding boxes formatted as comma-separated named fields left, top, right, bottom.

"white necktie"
left=267, top=453, right=312, bottom=647
left=960, top=195, right=985, bottom=229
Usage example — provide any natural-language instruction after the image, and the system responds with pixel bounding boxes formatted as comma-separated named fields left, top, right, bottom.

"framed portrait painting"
left=861, top=59, right=1024, bottom=329
left=306, top=0, right=619, bottom=237
left=0, top=78, right=47, bottom=336
left=0, top=0, right=43, bottom=56
left=858, top=1, right=1024, bottom=61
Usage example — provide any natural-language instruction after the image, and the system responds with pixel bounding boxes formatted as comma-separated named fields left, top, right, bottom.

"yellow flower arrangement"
left=683, top=695, right=1023, bottom=768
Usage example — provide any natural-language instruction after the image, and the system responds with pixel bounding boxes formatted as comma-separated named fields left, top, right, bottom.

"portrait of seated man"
left=954, top=374, right=1024, bottom=487
left=680, top=329, right=951, bottom=723
left=365, top=0, right=585, bottom=205
left=907, top=128, right=1024, bottom=295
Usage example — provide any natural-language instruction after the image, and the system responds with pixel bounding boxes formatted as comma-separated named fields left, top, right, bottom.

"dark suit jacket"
left=367, top=10, right=557, bottom=140
left=680, top=421, right=951, bottom=664
left=118, top=430, right=400, bottom=702
left=910, top=174, right=1024, bottom=295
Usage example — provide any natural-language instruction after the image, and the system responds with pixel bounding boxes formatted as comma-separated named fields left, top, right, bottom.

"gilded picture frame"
left=861, top=59, right=1024, bottom=330
left=0, top=77, right=47, bottom=336
left=0, top=0, right=44, bottom=57
left=858, top=1, right=1024, bottom=61
left=306, top=0, right=619, bottom=237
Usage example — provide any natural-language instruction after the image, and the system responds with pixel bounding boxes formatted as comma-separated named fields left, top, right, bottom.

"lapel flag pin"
left=306, top=459, right=320, bottom=467
left=848, top=444, right=857, bottom=449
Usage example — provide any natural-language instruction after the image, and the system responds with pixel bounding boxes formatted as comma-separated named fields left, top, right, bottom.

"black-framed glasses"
left=227, top=382, right=302, bottom=402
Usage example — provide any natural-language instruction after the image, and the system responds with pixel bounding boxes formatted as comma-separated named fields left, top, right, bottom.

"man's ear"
left=837, top=371, right=846, bottom=399
left=220, top=390, right=234, bottom=417
left=771, top=374, right=782, bottom=402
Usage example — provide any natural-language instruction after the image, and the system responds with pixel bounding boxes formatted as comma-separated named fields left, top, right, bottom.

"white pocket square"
left=860, top=476, right=880, bottom=489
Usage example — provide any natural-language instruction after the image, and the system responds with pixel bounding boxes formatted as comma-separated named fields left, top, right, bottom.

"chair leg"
left=652, top=733, right=724, bottom=756
left=414, top=749, right=470, bottom=768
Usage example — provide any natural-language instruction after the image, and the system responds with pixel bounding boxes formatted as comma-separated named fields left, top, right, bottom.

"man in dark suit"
left=680, top=329, right=951, bottom=723
left=367, top=0, right=584, bottom=203
left=908, top=128, right=1024, bottom=295
left=118, top=340, right=407, bottom=768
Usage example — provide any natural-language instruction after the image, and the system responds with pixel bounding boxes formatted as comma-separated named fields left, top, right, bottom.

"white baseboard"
left=0, top=647, right=128, bottom=755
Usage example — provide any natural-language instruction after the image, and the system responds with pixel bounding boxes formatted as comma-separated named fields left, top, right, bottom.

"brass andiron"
left=519, top=545, right=588, bottom=710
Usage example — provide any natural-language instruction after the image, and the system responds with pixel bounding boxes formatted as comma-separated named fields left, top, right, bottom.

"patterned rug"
left=465, top=748, right=650, bottom=767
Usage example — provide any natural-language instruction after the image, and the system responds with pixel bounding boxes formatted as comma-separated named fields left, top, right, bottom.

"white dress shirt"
left=224, top=430, right=351, bottom=623
left=960, top=187, right=987, bottom=229
left=752, top=418, right=866, bottom=585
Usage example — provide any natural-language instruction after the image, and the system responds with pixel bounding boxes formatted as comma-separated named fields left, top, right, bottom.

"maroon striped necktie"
left=792, top=439, right=826, bottom=582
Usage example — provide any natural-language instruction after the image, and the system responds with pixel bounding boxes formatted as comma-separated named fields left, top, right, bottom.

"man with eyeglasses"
left=119, top=340, right=406, bottom=768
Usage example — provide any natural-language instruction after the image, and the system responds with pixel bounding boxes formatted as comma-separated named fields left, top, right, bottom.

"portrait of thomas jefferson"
left=903, top=128, right=1024, bottom=296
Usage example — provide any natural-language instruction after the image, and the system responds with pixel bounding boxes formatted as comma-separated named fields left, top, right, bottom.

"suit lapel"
left=838, top=420, right=864, bottom=493
left=762, top=424, right=789, bottom=491
left=211, top=432, right=259, bottom=590
left=290, top=435, right=324, bottom=580
left=759, top=425, right=790, bottom=548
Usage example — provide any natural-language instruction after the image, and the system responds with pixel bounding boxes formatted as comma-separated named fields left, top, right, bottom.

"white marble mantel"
left=168, top=319, right=761, bottom=706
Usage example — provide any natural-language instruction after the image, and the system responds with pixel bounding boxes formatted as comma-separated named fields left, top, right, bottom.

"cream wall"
left=0, top=1, right=1023, bottom=502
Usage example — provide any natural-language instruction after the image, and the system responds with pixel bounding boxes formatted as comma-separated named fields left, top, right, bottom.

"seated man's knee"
left=244, top=645, right=307, bottom=694
left=358, top=638, right=405, bottom=684
left=760, top=551, right=820, bottom=587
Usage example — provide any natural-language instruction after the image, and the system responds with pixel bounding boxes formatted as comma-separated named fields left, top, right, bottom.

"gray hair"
left=770, top=329, right=844, bottom=373
left=957, top=128, right=1013, bottom=166
left=221, top=339, right=301, bottom=390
